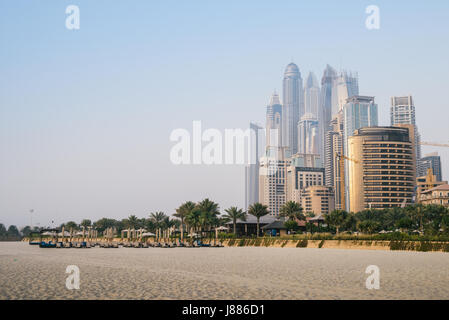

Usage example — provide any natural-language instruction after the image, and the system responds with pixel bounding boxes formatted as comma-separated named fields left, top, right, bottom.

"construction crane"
left=335, top=153, right=359, bottom=211
left=419, top=140, right=449, bottom=183
left=420, top=142, right=449, bottom=148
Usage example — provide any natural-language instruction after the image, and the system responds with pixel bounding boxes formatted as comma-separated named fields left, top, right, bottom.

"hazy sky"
left=1, top=0, right=449, bottom=227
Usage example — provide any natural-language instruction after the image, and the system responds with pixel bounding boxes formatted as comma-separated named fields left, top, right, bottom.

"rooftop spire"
left=269, top=91, right=281, bottom=106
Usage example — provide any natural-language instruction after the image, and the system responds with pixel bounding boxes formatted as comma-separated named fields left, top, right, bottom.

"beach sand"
left=0, top=242, right=448, bottom=300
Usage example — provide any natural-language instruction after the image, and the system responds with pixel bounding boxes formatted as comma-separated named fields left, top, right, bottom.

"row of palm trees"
left=54, top=200, right=449, bottom=239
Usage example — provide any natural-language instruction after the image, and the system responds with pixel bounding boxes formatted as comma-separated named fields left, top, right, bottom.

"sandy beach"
left=0, top=242, right=448, bottom=300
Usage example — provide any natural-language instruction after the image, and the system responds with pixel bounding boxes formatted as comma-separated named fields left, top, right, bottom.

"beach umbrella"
left=215, top=226, right=229, bottom=231
left=41, top=231, right=56, bottom=236
left=141, top=232, right=156, bottom=237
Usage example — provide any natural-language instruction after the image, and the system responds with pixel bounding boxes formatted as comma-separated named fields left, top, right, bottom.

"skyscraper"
left=335, top=71, right=359, bottom=116
left=324, top=112, right=344, bottom=209
left=304, top=72, right=320, bottom=117
left=342, top=96, right=378, bottom=210
left=266, top=91, right=283, bottom=148
left=418, top=152, right=443, bottom=182
left=348, top=127, right=415, bottom=212
left=286, top=153, right=324, bottom=205
left=245, top=122, right=263, bottom=209
left=259, top=147, right=290, bottom=216
left=319, top=65, right=338, bottom=161
left=298, top=113, right=320, bottom=155
left=391, top=95, right=422, bottom=161
left=343, top=96, right=378, bottom=154
left=282, top=63, right=303, bottom=155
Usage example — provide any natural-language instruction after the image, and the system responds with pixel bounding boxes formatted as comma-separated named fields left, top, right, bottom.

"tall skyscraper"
left=304, top=72, right=320, bottom=117
left=343, top=96, right=378, bottom=154
left=342, top=96, right=378, bottom=210
left=298, top=113, right=320, bottom=155
left=335, top=71, right=359, bottom=116
left=319, top=65, right=338, bottom=161
left=259, top=147, right=290, bottom=216
left=418, top=152, right=443, bottom=182
left=348, top=127, right=415, bottom=212
left=391, top=95, right=422, bottom=160
left=324, top=112, right=344, bottom=209
left=266, top=91, right=283, bottom=148
left=245, top=122, right=263, bottom=210
left=282, top=62, right=303, bottom=155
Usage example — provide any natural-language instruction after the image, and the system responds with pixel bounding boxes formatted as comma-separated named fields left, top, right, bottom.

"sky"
left=1, top=0, right=449, bottom=228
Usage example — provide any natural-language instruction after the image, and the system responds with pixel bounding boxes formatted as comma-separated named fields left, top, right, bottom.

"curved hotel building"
left=347, top=126, right=415, bottom=212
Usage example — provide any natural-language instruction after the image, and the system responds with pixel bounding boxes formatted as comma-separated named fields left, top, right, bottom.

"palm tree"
left=280, top=201, right=305, bottom=221
left=248, top=202, right=270, bottom=237
left=224, top=207, right=246, bottom=235
left=149, top=212, right=167, bottom=228
left=324, top=210, right=348, bottom=235
left=174, top=201, right=195, bottom=241
left=196, top=199, right=220, bottom=238
left=80, top=219, right=92, bottom=228
left=185, top=208, right=201, bottom=242
left=150, top=211, right=168, bottom=239
left=127, top=215, right=140, bottom=229
left=384, top=207, right=405, bottom=231
left=405, top=204, right=426, bottom=233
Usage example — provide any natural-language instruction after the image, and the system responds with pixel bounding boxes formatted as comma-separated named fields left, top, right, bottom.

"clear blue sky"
left=1, top=0, right=449, bottom=227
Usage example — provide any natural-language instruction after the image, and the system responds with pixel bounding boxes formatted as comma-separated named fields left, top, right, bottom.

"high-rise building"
left=391, top=95, right=422, bottom=160
left=394, top=124, right=418, bottom=189
left=304, top=72, right=320, bottom=117
left=324, top=112, right=344, bottom=209
left=245, top=122, right=263, bottom=210
left=348, top=127, right=415, bottom=212
left=418, top=152, right=443, bottom=182
left=343, top=96, right=379, bottom=153
left=342, top=96, right=378, bottom=210
left=282, top=63, right=303, bottom=155
left=297, top=113, right=320, bottom=155
left=286, top=153, right=324, bottom=204
left=266, top=92, right=283, bottom=148
left=301, top=186, right=335, bottom=216
left=319, top=64, right=337, bottom=166
left=318, top=65, right=337, bottom=186
left=335, top=71, right=359, bottom=115
left=259, top=147, right=291, bottom=216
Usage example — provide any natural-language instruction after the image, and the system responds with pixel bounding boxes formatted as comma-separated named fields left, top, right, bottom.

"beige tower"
left=348, top=127, right=415, bottom=212
left=301, top=186, right=335, bottom=215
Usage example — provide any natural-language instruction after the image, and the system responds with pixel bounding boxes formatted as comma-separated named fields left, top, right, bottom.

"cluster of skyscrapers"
left=245, top=62, right=446, bottom=216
